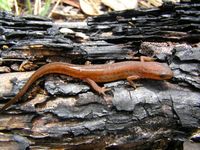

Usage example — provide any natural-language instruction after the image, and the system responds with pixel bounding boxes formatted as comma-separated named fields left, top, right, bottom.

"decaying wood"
left=88, top=2, right=200, bottom=42
left=0, top=1, right=200, bottom=150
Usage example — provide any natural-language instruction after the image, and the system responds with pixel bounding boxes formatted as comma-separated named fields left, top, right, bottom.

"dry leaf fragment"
left=75, top=32, right=89, bottom=40
left=148, top=0, right=163, bottom=7
left=59, top=28, right=75, bottom=34
left=102, top=0, right=138, bottom=11
left=19, top=61, right=38, bottom=71
left=62, top=0, right=80, bottom=8
left=139, top=1, right=151, bottom=8
left=79, top=0, right=103, bottom=16
left=0, top=66, right=11, bottom=73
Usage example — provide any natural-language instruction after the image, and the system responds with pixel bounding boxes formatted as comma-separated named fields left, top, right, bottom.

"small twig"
left=34, top=0, right=42, bottom=15
left=48, top=0, right=61, bottom=18
left=34, top=0, right=38, bottom=15
left=14, top=0, right=19, bottom=15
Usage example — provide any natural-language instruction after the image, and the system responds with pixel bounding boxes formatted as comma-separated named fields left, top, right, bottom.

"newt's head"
left=141, top=62, right=173, bottom=80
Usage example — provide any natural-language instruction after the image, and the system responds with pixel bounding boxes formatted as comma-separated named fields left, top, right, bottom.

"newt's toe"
left=99, top=87, right=111, bottom=96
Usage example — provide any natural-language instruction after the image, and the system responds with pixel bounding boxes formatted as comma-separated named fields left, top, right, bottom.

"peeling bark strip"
left=0, top=1, right=200, bottom=150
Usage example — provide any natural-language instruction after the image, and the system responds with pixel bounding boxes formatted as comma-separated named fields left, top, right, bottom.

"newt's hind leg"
left=84, top=78, right=111, bottom=96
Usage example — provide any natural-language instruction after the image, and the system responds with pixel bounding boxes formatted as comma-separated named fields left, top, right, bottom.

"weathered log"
left=0, top=1, right=200, bottom=150
left=88, top=2, right=200, bottom=42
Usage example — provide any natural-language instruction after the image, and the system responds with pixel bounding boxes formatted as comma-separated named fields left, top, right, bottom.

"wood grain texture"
left=0, top=1, right=199, bottom=149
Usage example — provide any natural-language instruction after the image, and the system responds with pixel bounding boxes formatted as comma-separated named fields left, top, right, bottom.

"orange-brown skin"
left=0, top=61, right=173, bottom=112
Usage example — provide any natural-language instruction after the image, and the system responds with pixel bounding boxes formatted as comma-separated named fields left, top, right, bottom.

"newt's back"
left=71, top=61, right=173, bottom=82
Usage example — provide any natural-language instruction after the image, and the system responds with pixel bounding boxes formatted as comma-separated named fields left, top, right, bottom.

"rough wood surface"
left=0, top=2, right=200, bottom=150
left=88, top=2, right=200, bottom=42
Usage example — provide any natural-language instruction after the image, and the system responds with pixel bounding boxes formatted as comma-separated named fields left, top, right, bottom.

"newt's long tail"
left=0, top=95, right=20, bottom=113
left=0, top=73, right=37, bottom=113
left=0, top=62, right=79, bottom=113
left=0, top=64, right=49, bottom=112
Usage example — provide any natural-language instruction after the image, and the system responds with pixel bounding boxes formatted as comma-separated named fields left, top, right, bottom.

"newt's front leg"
left=84, top=78, right=111, bottom=96
left=127, top=75, right=141, bottom=89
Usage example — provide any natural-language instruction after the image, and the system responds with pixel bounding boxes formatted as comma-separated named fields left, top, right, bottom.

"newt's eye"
left=159, top=73, right=170, bottom=79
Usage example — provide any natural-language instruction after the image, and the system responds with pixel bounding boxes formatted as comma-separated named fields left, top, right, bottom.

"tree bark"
left=0, top=1, right=199, bottom=150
